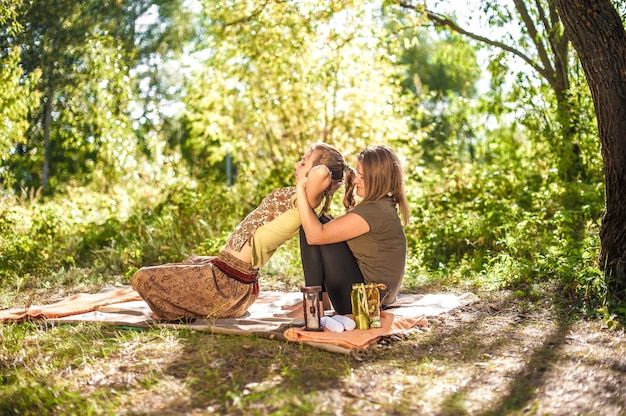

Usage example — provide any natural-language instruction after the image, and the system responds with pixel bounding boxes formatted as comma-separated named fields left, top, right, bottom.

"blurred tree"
left=179, top=0, right=421, bottom=191
left=390, top=25, right=482, bottom=167
left=0, top=0, right=193, bottom=193
left=0, top=3, right=40, bottom=190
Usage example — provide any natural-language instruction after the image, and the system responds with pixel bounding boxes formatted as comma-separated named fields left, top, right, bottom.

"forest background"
left=1, top=0, right=626, bottom=414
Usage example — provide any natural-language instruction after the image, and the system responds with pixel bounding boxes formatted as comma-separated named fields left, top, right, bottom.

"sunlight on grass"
left=0, top=322, right=196, bottom=415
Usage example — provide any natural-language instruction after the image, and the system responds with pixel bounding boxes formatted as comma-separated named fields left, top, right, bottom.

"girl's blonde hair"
left=344, top=145, right=410, bottom=225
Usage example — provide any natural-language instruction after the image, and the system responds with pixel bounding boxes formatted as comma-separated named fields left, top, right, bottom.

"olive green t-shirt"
left=347, top=197, right=407, bottom=305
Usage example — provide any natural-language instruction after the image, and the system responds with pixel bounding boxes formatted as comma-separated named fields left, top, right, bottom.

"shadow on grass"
left=125, top=288, right=579, bottom=414
left=361, top=287, right=580, bottom=415
left=476, top=308, right=571, bottom=416
left=152, top=332, right=356, bottom=414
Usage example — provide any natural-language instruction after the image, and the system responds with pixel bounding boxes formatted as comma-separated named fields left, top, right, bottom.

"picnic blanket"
left=0, top=286, right=478, bottom=354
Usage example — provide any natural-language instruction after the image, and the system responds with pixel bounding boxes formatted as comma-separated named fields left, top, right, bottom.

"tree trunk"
left=554, top=0, right=626, bottom=301
left=42, top=82, right=53, bottom=190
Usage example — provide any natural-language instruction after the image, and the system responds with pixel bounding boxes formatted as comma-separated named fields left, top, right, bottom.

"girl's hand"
left=296, top=170, right=309, bottom=190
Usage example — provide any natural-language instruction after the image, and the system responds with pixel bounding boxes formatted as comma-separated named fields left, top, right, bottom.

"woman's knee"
left=130, top=268, right=152, bottom=293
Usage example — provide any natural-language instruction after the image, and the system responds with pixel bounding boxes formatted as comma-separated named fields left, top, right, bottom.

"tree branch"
left=534, top=0, right=551, bottom=36
left=223, top=0, right=272, bottom=27
left=548, top=1, right=570, bottom=90
left=396, top=1, right=552, bottom=82
left=513, top=0, right=555, bottom=77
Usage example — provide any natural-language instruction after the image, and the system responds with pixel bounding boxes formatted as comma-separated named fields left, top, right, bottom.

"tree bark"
left=42, top=82, right=53, bottom=190
left=554, top=0, right=626, bottom=301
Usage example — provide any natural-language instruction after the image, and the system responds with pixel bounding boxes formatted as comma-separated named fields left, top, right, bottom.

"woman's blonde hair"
left=345, top=145, right=410, bottom=225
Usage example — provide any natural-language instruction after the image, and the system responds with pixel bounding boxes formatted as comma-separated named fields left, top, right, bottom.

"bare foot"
left=281, top=300, right=303, bottom=311
left=273, top=308, right=304, bottom=319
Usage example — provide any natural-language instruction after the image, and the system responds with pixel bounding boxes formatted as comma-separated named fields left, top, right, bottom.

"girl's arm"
left=301, top=165, right=332, bottom=209
left=296, top=170, right=370, bottom=245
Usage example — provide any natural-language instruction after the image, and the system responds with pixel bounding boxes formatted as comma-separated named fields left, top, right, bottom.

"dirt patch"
left=355, top=288, right=626, bottom=415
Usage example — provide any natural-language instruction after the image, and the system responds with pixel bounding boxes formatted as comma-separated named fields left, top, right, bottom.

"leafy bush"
left=403, top=150, right=605, bottom=308
left=0, top=172, right=270, bottom=287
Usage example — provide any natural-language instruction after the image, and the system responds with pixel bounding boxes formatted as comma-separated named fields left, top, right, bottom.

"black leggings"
left=299, top=216, right=364, bottom=314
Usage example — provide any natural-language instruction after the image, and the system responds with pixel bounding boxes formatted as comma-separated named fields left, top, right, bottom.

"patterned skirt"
left=131, top=251, right=259, bottom=320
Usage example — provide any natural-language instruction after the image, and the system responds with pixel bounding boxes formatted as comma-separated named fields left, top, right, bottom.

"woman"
left=131, top=142, right=347, bottom=321
left=296, top=144, right=410, bottom=315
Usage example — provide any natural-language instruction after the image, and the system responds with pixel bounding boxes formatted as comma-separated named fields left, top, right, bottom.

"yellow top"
left=250, top=194, right=327, bottom=269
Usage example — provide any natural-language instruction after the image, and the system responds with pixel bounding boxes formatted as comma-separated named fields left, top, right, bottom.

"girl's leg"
left=299, top=216, right=364, bottom=315
left=131, top=262, right=256, bottom=320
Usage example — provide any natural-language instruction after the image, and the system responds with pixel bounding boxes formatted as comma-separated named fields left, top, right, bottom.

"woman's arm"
left=296, top=171, right=370, bottom=245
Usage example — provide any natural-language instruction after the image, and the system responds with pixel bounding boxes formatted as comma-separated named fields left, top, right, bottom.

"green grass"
left=0, top=320, right=357, bottom=415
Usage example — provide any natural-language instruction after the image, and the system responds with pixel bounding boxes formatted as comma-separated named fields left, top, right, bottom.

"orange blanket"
left=284, top=311, right=428, bottom=350
left=0, top=287, right=142, bottom=322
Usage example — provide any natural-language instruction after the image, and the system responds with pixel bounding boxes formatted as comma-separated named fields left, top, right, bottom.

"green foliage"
left=0, top=47, right=40, bottom=188
left=0, top=171, right=263, bottom=289
left=0, top=202, right=66, bottom=282
left=181, top=0, right=419, bottom=188
left=0, top=0, right=191, bottom=193
left=396, top=28, right=480, bottom=99
left=402, top=121, right=606, bottom=313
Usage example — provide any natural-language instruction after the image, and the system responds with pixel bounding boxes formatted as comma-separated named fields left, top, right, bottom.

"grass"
left=0, top=317, right=356, bottom=415
left=2, top=275, right=625, bottom=415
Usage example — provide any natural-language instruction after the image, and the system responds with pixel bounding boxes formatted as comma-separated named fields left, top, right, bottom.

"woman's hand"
left=297, top=163, right=367, bottom=246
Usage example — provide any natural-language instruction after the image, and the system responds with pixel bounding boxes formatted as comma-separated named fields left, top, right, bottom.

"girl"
left=131, top=142, right=347, bottom=321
